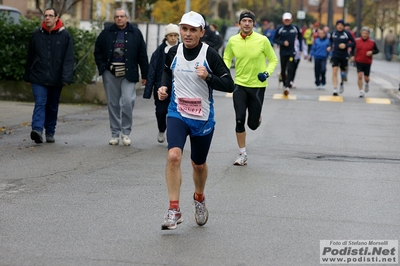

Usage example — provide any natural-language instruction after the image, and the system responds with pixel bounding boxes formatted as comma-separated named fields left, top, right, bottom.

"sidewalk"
left=0, top=101, right=98, bottom=131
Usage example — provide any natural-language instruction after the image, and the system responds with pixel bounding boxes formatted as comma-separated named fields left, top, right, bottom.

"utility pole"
left=185, top=0, right=190, bottom=13
left=356, top=0, right=362, bottom=37
left=342, top=0, right=347, bottom=22
left=131, top=0, right=135, bottom=21
left=299, top=0, right=304, bottom=28
left=327, top=0, right=333, bottom=30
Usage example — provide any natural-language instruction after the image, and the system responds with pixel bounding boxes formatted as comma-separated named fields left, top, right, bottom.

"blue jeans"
left=385, top=44, right=393, bottom=61
left=314, top=57, right=327, bottom=86
left=31, top=84, right=62, bottom=135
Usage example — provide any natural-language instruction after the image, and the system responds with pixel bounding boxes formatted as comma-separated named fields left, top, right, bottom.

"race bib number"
left=178, top=98, right=202, bottom=116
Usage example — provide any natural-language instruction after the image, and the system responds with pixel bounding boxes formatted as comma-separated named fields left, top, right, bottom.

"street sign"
left=297, top=10, right=306, bottom=20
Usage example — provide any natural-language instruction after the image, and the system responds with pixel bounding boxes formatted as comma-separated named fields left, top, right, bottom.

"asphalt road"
left=0, top=59, right=399, bottom=266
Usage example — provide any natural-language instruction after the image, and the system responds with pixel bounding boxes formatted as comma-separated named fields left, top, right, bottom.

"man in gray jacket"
left=94, top=8, right=148, bottom=146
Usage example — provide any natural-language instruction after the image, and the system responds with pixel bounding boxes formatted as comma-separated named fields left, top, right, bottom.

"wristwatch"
left=206, top=73, right=213, bottom=82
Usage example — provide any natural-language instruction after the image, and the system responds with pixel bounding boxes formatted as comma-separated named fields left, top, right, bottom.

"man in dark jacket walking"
left=23, top=8, right=74, bottom=144
left=94, top=8, right=148, bottom=146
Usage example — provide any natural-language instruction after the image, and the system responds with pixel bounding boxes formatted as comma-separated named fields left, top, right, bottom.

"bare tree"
left=317, top=0, right=326, bottom=25
left=35, top=0, right=82, bottom=17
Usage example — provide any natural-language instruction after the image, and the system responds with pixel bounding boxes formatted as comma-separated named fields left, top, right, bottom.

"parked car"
left=0, top=5, right=22, bottom=24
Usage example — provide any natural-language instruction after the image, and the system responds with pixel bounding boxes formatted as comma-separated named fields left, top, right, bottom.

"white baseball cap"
left=282, top=12, right=292, bottom=20
left=179, top=11, right=205, bottom=29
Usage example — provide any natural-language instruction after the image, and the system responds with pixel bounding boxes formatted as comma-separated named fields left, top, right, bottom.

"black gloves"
left=257, top=72, right=269, bottom=82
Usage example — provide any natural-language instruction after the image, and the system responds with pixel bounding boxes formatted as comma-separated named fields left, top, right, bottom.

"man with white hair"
left=94, top=8, right=148, bottom=146
left=350, top=26, right=379, bottom=98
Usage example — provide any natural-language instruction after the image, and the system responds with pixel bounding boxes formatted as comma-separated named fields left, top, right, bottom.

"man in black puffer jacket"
left=23, top=8, right=74, bottom=144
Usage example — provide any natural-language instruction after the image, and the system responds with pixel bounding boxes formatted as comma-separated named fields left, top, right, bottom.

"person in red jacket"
left=350, top=27, right=379, bottom=98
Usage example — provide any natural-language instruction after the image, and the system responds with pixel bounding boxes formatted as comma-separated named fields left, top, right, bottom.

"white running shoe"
left=157, top=132, right=165, bottom=143
left=121, top=134, right=131, bottom=146
left=234, top=153, right=248, bottom=166
left=109, top=137, right=119, bottom=145
left=161, top=209, right=183, bottom=230
left=339, top=83, right=344, bottom=94
left=194, top=198, right=208, bottom=226
left=365, top=83, right=369, bottom=93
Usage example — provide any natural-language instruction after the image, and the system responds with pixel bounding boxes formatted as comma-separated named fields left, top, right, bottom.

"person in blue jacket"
left=310, top=29, right=331, bottom=90
left=143, top=24, right=180, bottom=143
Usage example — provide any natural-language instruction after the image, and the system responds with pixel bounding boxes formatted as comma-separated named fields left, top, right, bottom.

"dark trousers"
left=292, top=59, right=300, bottom=82
left=280, top=55, right=295, bottom=88
left=385, top=44, right=393, bottom=61
left=314, top=57, right=327, bottom=86
left=154, top=88, right=170, bottom=133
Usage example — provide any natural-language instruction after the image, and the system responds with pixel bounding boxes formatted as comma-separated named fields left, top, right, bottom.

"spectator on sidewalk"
left=143, top=24, right=179, bottom=143
left=200, top=14, right=221, bottom=51
left=94, top=8, right=148, bottom=146
left=310, top=29, right=330, bottom=90
left=350, top=26, right=379, bottom=98
left=384, top=30, right=397, bottom=61
left=23, top=8, right=74, bottom=144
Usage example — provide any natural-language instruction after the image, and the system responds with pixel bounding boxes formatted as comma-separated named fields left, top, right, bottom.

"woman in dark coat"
left=143, top=24, right=180, bottom=143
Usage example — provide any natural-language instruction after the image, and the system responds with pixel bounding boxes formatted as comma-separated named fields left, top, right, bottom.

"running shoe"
left=341, top=72, right=347, bottom=82
left=359, top=91, right=365, bottom=98
left=161, top=209, right=183, bottom=230
left=339, top=83, right=344, bottom=94
left=194, top=198, right=208, bottom=226
left=234, top=153, right=248, bottom=166
left=365, top=83, right=369, bottom=93
left=283, top=88, right=290, bottom=96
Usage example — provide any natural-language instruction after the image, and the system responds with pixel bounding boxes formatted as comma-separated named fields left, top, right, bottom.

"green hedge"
left=0, top=16, right=97, bottom=84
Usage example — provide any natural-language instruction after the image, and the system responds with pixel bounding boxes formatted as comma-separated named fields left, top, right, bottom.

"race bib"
left=178, top=98, right=202, bottom=116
